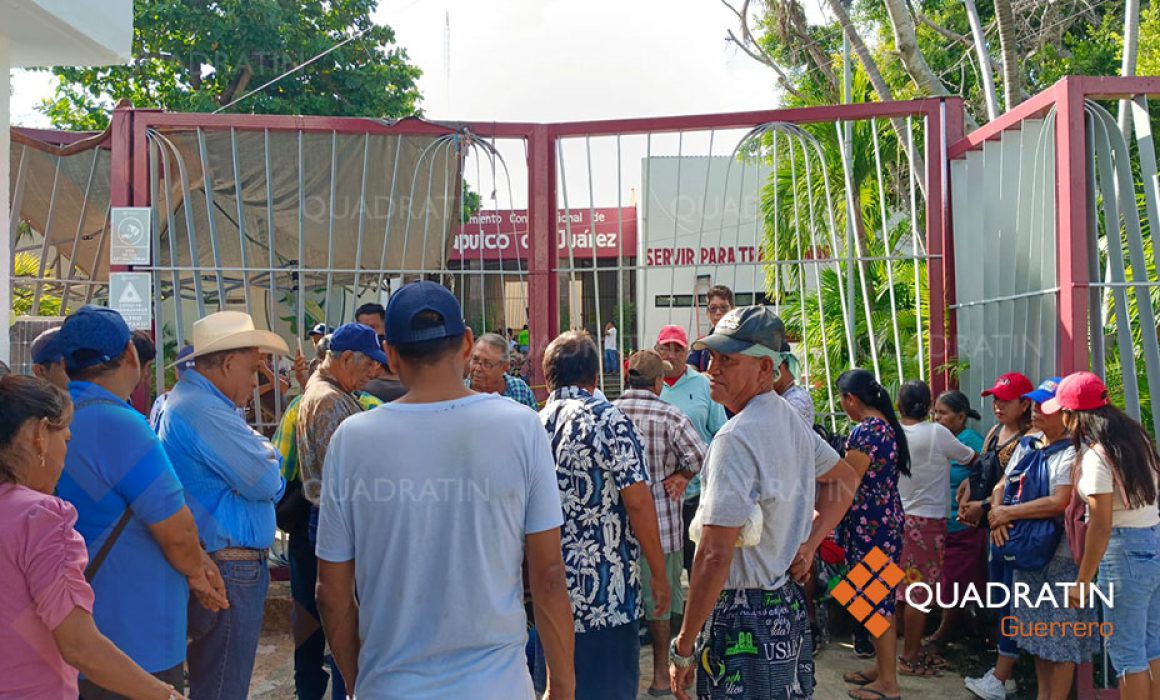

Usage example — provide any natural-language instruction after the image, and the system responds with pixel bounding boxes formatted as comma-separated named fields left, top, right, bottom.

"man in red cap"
left=655, top=324, right=727, bottom=577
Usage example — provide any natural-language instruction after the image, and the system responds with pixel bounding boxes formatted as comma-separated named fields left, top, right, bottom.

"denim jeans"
left=300, top=505, right=346, bottom=700
left=1101, top=523, right=1160, bottom=676
left=188, top=557, right=269, bottom=699
left=988, top=543, right=1019, bottom=658
left=603, top=349, right=618, bottom=372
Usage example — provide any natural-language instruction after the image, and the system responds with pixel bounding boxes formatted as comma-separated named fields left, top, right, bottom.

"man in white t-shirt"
left=315, top=282, right=576, bottom=700
left=669, top=307, right=858, bottom=700
left=603, top=321, right=618, bottom=372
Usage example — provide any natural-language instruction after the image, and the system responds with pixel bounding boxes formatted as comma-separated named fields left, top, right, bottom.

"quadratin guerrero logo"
left=830, top=547, right=905, bottom=638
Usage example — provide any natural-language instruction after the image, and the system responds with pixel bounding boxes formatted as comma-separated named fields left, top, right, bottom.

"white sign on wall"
left=109, top=273, right=152, bottom=330
left=110, top=207, right=152, bottom=265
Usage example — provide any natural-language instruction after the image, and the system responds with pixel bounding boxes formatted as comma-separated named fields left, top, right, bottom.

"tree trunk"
left=881, top=0, right=951, bottom=98
left=993, top=0, right=1024, bottom=109
left=824, top=0, right=928, bottom=197
left=964, top=0, right=1000, bottom=121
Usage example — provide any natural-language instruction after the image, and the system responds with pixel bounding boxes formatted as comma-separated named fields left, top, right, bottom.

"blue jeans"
left=989, top=543, right=1019, bottom=658
left=188, top=557, right=270, bottom=699
left=1101, top=523, right=1160, bottom=676
left=604, top=349, right=617, bottom=371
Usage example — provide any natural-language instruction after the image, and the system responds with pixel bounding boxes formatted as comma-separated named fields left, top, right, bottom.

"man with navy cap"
left=29, top=326, right=68, bottom=389
left=668, top=307, right=858, bottom=700
left=54, top=306, right=227, bottom=700
left=315, top=281, right=575, bottom=700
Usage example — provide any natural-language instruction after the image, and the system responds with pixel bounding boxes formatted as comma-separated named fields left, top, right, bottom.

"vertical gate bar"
left=527, top=126, right=557, bottom=388
left=325, top=131, right=338, bottom=327
left=264, top=130, right=279, bottom=349
left=641, top=134, right=651, bottom=352
left=376, top=135, right=403, bottom=302
left=196, top=128, right=228, bottom=307
left=799, top=135, right=838, bottom=427
left=353, top=133, right=371, bottom=300
left=666, top=133, right=684, bottom=328
left=229, top=128, right=252, bottom=313
left=873, top=119, right=905, bottom=380
left=1087, top=117, right=1139, bottom=416
left=1055, top=79, right=1091, bottom=375
left=61, top=147, right=102, bottom=315
left=772, top=131, right=780, bottom=313
left=908, top=117, right=926, bottom=380
left=30, top=153, right=62, bottom=315
left=616, top=135, right=626, bottom=394
left=1084, top=127, right=1105, bottom=380
left=692, top=131, right=715, bottom=335
left=751, top=138, right=762, bottom=306
left=585, top=136, right=605, bottom=390
left=557, top=140, right=578, bottom=339
left=297, top=131, right=306, bottom=344
left=156, top=139, right=185, bottom=343
left=148, top=139, right=165, bottom=396
left=925, top=106, right=947, bottom=393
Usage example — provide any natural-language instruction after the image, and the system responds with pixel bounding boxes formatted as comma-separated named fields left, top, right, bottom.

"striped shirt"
left=614, top=389, right=709, bottom=553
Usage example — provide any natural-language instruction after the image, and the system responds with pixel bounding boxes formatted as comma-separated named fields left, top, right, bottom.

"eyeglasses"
left=707, top=304, right=732, bottom=313
left=469, top=356, right=504, bottom=370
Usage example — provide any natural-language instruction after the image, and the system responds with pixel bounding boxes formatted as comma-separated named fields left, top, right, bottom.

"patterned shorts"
left=896, top=514, right=947, bottom=603
left=696, top=584, right=814, bottom=699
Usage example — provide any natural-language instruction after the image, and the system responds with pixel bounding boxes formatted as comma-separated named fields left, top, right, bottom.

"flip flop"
left=646, top=687, right=674, bottom=697
left=847, top=689, right=902, bottom=700
left=843, top=671, right=876, bottom=685
left=897, top=656, right=940, bottom=677
left=921, top=650, right=949, bottom=670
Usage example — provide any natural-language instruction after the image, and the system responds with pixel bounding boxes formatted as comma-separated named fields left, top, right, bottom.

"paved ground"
left=249, top=581, right=979, bottom=699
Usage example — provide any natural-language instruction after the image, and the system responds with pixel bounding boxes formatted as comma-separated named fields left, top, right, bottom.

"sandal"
left=844, top=670, right=876, bottom=685
left=847, top=689, right=902, bottom=700
left=897, top=656, right=940, bottom=677
left=920, top=648, right=948, bottom=670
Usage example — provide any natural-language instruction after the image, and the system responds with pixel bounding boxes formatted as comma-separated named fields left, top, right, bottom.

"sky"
left=8, top=0, right=790, bottom=206
left=9, top=0, right=782, bottom=126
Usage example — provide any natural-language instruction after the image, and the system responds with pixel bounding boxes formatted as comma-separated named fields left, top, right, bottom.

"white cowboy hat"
left=182, top=310, right=289, bottom=363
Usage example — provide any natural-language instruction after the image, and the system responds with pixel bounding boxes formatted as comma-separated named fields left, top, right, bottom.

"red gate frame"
left=99, top=98, right=961, bottom=392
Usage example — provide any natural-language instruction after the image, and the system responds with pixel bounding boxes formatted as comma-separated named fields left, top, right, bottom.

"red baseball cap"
left=657, top=325, right=689, bottom=349
left=981, top=372, right=1034, bottom=401
left=1041, top=371, right=1110, bottom=415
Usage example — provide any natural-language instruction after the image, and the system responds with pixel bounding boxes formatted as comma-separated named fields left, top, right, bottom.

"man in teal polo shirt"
left=655, top=324, right=728, bottom=575
left=55, top=306, right=226, bottom=699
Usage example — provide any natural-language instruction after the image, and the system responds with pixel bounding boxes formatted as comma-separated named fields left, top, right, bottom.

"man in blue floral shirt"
left=540, top=330, right=671, bottom=700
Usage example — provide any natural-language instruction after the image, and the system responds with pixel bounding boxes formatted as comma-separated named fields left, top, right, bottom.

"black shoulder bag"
left=72, top=397, right=136, bottom=582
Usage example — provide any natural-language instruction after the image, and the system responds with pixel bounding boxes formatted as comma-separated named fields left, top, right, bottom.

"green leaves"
left=40, top=0, right=422, bottom=130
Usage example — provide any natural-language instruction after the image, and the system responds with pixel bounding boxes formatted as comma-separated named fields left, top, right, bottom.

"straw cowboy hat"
left=183, top=311, right=289, bottom=362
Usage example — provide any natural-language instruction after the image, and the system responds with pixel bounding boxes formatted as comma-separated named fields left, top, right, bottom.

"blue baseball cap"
left=30, top=327, right=64, bottom=365
left=330, top=323, right=388, bottom=366
left=175, top=345, right=196, bottom=376
left=1023, top=376, right=1063, bottom=404
left=58, top=306, right=132, bottom=372
left=385, top=281, right=467, bottom=346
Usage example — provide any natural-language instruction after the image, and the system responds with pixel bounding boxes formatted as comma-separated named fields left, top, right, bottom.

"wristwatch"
left=670, top=636, right=697, bottom=669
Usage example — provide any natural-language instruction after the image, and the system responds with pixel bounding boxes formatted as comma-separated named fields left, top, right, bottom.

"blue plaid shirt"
left=540, top=386, right=649, bottom=632
left=466, top=373, right=539, bottom=410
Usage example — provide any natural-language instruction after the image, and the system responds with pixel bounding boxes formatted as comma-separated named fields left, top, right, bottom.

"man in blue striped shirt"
left=159, top=310, right=289, bottom=699
left=467, top=332, right=539, bottom=410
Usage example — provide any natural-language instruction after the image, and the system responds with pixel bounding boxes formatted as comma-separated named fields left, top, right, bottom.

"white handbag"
left=688, top=503, right=764, bottom=548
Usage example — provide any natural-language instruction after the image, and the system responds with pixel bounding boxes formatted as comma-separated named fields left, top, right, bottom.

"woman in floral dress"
left=836, top=369, right=911, bottom=700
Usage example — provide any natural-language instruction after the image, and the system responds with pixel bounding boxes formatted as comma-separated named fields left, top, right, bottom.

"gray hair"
left=476, top=333, right=511, bottom=363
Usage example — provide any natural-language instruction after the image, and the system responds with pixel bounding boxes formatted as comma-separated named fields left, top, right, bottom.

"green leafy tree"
left=41, top=0, right=422, bottom=130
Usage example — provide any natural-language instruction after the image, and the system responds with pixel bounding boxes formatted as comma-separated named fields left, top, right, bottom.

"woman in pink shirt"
left=0, top=375, right=185, bottom=700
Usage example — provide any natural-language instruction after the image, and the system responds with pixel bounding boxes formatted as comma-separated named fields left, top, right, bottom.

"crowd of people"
left=1, top=280, right=1159, bottom=700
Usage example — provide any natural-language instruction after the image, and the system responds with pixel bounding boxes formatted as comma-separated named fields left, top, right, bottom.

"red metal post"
left=1055, top=78, right=1091, bottom=376
left=108, top=104, right=149, bottom=414
left=941, top=98, right=966, bottom=390
left=526, top=124, right=558, bottom=392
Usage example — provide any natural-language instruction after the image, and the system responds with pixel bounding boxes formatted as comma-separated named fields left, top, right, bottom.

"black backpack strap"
left=73, top=397, right=136, bottom=582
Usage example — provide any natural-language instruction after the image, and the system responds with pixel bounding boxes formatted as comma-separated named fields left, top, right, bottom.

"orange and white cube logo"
left=830, top=547, right=905, bottom=638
